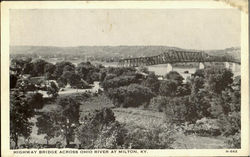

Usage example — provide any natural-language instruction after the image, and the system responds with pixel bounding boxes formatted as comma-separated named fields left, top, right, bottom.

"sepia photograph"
left=1, top=1, right=249, bottom=156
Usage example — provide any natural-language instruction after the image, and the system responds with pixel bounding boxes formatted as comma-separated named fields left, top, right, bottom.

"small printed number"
left=226, top=150, right=237, bottom=153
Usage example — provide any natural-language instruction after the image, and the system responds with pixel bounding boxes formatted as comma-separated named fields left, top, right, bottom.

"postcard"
left=1, top=0, right=249, bottom=156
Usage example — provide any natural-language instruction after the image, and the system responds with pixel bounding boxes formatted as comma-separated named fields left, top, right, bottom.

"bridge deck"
left=118, top=50, right=240, bottom=67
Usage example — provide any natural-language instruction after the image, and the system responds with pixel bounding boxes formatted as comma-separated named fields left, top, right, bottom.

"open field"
left=112, top=107, right=227, bottom=149
left=172, top=133, right=227, bottom=149
left=113, top=107, right=164, bottom=129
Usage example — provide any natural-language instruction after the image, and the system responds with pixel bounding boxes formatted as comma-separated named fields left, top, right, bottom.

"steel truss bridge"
left=118, top=50, right=240, bottom=67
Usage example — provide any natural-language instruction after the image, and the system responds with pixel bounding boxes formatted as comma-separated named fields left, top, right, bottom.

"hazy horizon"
left=10, top=45, right=241, bottom=51
left=10, top=9, right=241, bottom=50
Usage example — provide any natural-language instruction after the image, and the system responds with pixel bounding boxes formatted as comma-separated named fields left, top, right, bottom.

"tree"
left=103, top=73, right=117, bottom=82
left=204, top=67, right=233, bottom=94
left=159, top=80, right=178, bottom=97
left=27, top=93, right=44, bottom=109
left=189, top=89, right=211, bottom=119
left=164, top=96, right=197, bottom=124
left=32, top=59, right=49, bottom=76
left=10, top=90, right=34, bottom=148
left=138, top=66, right=149, bottom=74
left=106, top=84, right=154, bottom=107
left=105, top=67, right=136, bottom=76
left=16, top=77, right=37, bottom=92
left=176, top=84, right=191, bottom=97
left=165, top=71, right=184, bottom=86
left=60, top=71, right=75, bottom=85
left=58, top=71, right=85, bottom=89
left=141, top=72, right=160, bottom=94
left=99, top=71, right=107, bottom=82
left=69, top=73, right=86, bottom=89
left=210, top=77, right=241, bottom=137
left=190, top=76, right=204, bottom=95
left=36, top=112, right=59, bottom=145
left=63, top=65, right=75, bottom=72
left=102, top=75, right=139, bottom=90
left=44, top=63, right=56, bottom=79
left=76, top=62, right=97, bottom=84
left=192, top=69, right=205, bottom=78
left=90, top=72, right=101, bottom=82
left=57, top=77, right=67, bottom=88
left=46, top=81, right=59, bottom=98
left=77, top=108, right=126, bottom=149
left=53, top=61, right=75, bottom=79
left=10, top=74, right=18, bottom=89
left=10, top=58, right=32, bottom=75
left=56, top=97, right=81, bottom=146
left=22, top=62, right=34, bottom=75
left=36, top=97, right=81, bottom=147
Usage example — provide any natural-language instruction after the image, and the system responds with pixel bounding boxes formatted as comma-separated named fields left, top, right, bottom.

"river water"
left=147, top=64, right=197, bottom=81
left=49, top=60, right=240, bottom=82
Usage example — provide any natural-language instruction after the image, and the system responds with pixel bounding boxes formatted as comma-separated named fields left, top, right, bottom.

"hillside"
left=206, top=47, right=241, bottom=61
left=10, top=45, right=241, bottom=60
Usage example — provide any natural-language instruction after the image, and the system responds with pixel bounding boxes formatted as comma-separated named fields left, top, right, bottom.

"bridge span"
left=118, top=50, right=240, bottom=67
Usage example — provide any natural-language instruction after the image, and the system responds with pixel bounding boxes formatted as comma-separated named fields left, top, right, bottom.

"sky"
left=10, top=9, right=241, bottom=50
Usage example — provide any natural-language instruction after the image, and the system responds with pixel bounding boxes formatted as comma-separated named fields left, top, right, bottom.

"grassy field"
left=112, top=107, right=227, bottom=149
left=172, top=132, right=227, bottom=149
left=79, top=94, right=114, bottom=122
left=113, top=107, right=164, bottom=129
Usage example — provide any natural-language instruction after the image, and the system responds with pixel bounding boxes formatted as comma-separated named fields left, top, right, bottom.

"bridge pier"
left=199, top=62, right=205, bottom=69
left=225, top=62, right=230, bottom=69
left=131, top=59, right=135, bottom=67
left=128, top=60, right=132, bottom=67
left=166, top=63, right=173, bottom=73
left=123, top=60, right=127, bottom=67
left=224, top=62, right=239, bottom=73
left=232, top=63, right=236, bottom=72
left=126, top=60, right=129, bottom=67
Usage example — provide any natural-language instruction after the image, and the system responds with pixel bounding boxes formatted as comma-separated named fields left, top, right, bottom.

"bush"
left=93, top=121, right=127, bottom=149
left=217, top=112, right=240, bottom=137
left=183, top=118, right=221, bottom=136
left=165, top=71, right=184, bottom=86
left=189, top=89, right=211, bottom=118
left=141, top=72, right=160, bottom=94
left=176, top=84, right=191, bottom=96
left=164, top=96, right=199, bottom=124
left=123, top=124, right=175, bottom=149
left=159, top=80, right=178, bottom=97
left=225, top=132, right=241, bottom=148
left=102, top=75, right=139, bottom=90
left=106, top=84, right=154, bottom=108
left=190, top=76, right=204, bottom=94
left=148, top=96, right=168, bottom=112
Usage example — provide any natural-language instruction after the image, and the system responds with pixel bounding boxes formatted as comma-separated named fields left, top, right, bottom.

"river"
left=48, top=60, right=240, bottom=82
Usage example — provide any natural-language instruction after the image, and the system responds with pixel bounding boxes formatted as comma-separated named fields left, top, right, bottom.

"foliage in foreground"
left=10, top=90, right=34, bottom=148
left=77, top=108, right=126, bottom=148
left=124, top=124, right=175, bottom=149
left=77, top=108, right=175, bottom=149
left=36, top=97, right=81, bottom=146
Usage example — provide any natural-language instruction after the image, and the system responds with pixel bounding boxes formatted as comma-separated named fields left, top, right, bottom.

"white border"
left=1, top=1, right=249, bottom=157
